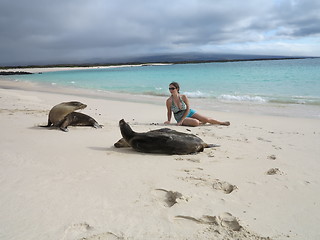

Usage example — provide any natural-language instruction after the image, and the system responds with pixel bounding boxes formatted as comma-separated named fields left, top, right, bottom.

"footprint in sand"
left=80, top=232, right=124, bottom=240
left=207, top=151, right=215, bottom=158
left=175, top=157, right=200, bottom=163
left=175, top=212, right=241, bottom=231
left=267, top=154, right=277, bottom=160
left=266, top=168, right=283, bottom=175
left=272, top=145, right=282, bottom=150
left=218, top=212, right=241, bottom=231
left=175, top=213, right=270, bottom=239
left=61, top=222, right=93, bottom=240
left=153, top=189, right=186, bottom=207
left=257, top=137, right=272, bottom=143
left=212, top=179, right=237, bottom=194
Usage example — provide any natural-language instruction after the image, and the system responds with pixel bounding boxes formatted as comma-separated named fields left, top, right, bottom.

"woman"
left=164, top=82, right=230, bottom=127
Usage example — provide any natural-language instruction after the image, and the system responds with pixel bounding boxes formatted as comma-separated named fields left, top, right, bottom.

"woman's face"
left=169, top=84, right=177, bottom=93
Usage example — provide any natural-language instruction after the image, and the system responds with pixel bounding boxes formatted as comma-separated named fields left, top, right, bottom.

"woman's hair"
left=169, top=82, right=180, bottom=93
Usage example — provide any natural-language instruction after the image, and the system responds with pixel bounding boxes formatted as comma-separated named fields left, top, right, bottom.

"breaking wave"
left=217, top=94, right=320, bottom=106
left=218, top=94, right=267, bottom=103
left=184, top=90, right=210, bottom=98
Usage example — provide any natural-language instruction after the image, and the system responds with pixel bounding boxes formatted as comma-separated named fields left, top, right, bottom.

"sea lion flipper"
left=93, top=123, right=103, bottom=128
left=60, top=127, right=69, bottom=132
left=59, top=115, right=70, bottom=131
left=39, top=118, right=53, bottom=127
left=47, top=119, right=52, bottom=127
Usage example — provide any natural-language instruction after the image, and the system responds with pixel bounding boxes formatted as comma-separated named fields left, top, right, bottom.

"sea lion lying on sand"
left=115, top=119, right=219, bottom=155
left=59, top=112, right=102, bottom=132
left=41, top=101, right=102, bottom=131
left=114, top=127, right=175, bottom=148
left=42, top=101, right=87, bottom=127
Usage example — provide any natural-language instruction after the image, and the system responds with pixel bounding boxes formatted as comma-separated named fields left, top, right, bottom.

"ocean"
left=4, top=58, right=320, bottom=118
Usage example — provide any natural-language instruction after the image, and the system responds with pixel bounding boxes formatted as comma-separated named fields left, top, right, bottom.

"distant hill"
left=119, top=52, right=298, bottom=63
left=1, top=52, right=310, bottom=68
left=81, top=52, right=307, bottom=66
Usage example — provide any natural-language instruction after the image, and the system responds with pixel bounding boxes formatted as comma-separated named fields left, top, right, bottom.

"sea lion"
left=59, top=112, right=103, bottom=132
left=116, top=119, right=219, bottom=155
left=42, top=101, right=87, bottom=127
left=114, top=127, right=177, bottom=148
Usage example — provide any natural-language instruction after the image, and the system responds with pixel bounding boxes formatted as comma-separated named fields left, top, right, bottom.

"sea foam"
left=218, top=94, right=267, bottom=103
left=184, top=91, right=209, bottom=98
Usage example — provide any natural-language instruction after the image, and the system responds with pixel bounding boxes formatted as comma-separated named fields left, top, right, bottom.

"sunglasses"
left=169, top=87, right=176, bottom=90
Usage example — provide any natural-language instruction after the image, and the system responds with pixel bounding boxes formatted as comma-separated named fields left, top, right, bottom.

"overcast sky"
left=1, top=0, right=320, bottom=65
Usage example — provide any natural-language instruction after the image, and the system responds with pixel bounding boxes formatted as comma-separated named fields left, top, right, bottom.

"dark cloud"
left=0, top=0, right=319, bottom=65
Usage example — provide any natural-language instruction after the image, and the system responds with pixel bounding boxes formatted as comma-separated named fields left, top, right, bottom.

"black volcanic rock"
left=0, top=71, right=33, bottom=75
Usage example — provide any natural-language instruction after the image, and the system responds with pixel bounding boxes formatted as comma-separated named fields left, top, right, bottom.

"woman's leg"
left=191, top=113, right=230, bottom=126
left=181, top=117, right=200, bottom=127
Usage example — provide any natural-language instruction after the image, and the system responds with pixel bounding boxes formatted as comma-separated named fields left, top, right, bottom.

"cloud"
left=0, top=0, right=319, bottom=65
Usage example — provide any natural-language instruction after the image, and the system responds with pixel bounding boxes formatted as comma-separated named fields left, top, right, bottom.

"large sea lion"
left=116, top=119, right=219, bottom=155
left=42, top=101, right=87, bottom=127
left=114, top=128, right=172, bottom=148
left=59, top=112, right=102, bottom=132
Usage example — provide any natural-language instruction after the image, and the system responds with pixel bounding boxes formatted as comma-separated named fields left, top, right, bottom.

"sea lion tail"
left=39, top=119, right=53, bottom=128
left=205, top=144, right=221, bottom=148
left=39, top=123, right=52, bottom=128
left=39, top=124, right=59, bottom=130
left=60, top=127, right=69, bottom=132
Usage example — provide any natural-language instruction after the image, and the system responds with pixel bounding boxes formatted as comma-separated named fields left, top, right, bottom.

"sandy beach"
left=0, top=64, right=171, bottom=74
left=1, top=72, right=320, bottom=240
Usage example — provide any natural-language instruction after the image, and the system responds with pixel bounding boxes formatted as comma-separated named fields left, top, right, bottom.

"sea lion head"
left=114, top=138, right=131, bottom=148
left=64, top=101, right=87, bottom=110
left=119, top=119, right=136, bottom=142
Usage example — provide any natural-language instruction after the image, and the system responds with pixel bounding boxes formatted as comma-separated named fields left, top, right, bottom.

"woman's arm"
left=164, top=98, right=172, bottom=124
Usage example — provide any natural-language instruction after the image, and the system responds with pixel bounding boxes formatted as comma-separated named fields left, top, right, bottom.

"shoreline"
left=1, top=77, right=320, bottom=239
left=1, top=76, right=319, bottom=120
left=0, top=56, right=312, bottom=70
left=0, top=63, right=173, bottom=74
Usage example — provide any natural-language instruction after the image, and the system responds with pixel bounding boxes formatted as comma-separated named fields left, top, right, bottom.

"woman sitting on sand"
left=164, top=82, right=230, bottom=127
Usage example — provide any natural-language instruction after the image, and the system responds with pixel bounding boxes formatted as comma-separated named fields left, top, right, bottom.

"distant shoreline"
left=0, top=56, right=314, bottom=70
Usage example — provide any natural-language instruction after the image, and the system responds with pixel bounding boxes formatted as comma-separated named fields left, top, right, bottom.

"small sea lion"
left=117, top=119, right=219, bottom=155
left=41, top=101, right=87, bottom=127
left=59, top=112, right=103, bottom=132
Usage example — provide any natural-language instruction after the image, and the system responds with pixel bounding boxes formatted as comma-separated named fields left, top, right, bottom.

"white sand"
left=1, top=76, right=320, bottom=240
left=0, top=64, right=172, bottom=74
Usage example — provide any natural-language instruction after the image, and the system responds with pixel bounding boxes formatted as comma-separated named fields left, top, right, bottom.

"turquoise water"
left=8, top=58, right=320, bottom=106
